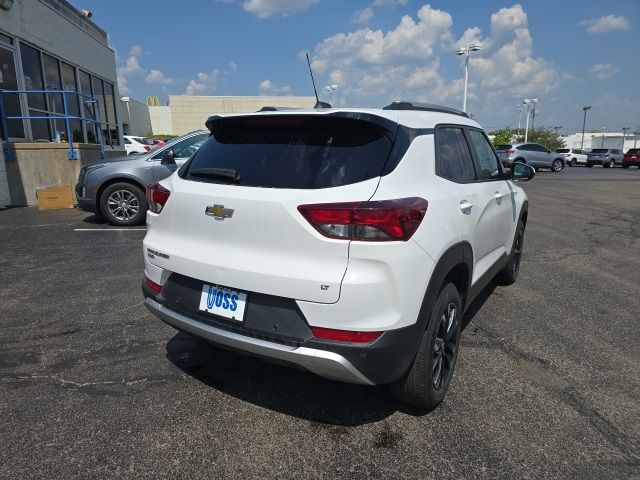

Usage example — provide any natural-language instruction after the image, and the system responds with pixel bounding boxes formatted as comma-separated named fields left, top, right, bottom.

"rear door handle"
left=494, top=192, right=503, bottom=200
left=459, top=200, right=473, bottom=213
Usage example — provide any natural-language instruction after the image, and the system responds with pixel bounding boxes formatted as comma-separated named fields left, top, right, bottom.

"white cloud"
left=580, top=15, right=631, bottom=33
left=258, top=79, right=293, bottom=95
left=589, top=63, right=620, bottom=80
left=117, top=75, right=131, bottom=96
left=308, top=4, right=561, bottom=117
left=145, top=69, right=175, bottom=85
left=228, top=62, right=238, bottom=72
left=185, top=70, right=221, bottom=95
left=242, top=0, right=319, bottom=18
left=116, top=44, right=145, bottom=77
left=352, top=7, right=373, bottom=24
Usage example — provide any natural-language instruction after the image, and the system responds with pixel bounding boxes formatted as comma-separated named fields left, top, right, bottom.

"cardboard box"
left=36, top=186, right=74, bottom=210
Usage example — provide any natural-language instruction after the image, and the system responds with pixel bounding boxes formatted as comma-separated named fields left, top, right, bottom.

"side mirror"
left=160, top=150, right=175, bottom=165
left=511, top=162, right=535, bottom=182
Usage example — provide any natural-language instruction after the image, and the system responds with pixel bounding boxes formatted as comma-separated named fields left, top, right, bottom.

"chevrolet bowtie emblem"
left=205, top=204, right=234, bottom=220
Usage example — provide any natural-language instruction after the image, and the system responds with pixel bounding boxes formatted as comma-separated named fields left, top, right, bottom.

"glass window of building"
left=0, top=45, right=25, bottom=138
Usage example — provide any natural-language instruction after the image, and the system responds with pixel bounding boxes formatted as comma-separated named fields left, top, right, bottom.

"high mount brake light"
left=310, top=326, right=383, bottom=343
left=298, top=197, right=428, bottom=242
left=146, top=183, right=171, bottom=214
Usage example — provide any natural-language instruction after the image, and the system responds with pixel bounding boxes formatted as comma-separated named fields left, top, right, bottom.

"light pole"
left=601, top=126, right=606, bottom=148
left=453, top=43, right=482, bottom=112
left=324, top=84, right=337, bottom=106
left=580, top=105, right=591, bottom=150
left=622, top=127, right=629, bottom=151
left=530, top=98, right=539, bottom=131
left=523, top=99, right=531, bottom=142
left=517, top=104, right=524, bottom=136
left=554, top=126, right=562, bottom=136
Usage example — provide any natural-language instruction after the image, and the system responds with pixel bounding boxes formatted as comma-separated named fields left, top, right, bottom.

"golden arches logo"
left=146, top=96, right=160, bottom=106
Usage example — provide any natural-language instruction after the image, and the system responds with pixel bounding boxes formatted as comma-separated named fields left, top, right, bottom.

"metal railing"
left=0, top=89, right=105, bottom=160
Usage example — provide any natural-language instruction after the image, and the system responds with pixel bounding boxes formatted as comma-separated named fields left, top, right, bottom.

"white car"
left=123, top=135, right=152, bottom=155
left=556, top=148, right=588, bottom=167
left=142, top=101, right=534, bottom=410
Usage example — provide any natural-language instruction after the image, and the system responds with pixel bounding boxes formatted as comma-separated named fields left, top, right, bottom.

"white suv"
left=142, top=102, right=534, bottom=410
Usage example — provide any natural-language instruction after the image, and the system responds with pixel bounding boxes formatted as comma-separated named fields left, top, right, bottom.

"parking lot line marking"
left=74, top=228, right=147, bottom=231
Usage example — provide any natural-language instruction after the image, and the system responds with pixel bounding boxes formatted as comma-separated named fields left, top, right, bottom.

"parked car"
left=76, top=130, right=209, bottom=226
left=123, top=135, right=154, bottom=155
left=152, top=139, right=166, bottom=148
left=586, top=148, right=624, bottom=168
left=556, top=148, right=588, bottom=167
left=622, top=148, right=640, bottom=168
left=141, top=101, right=534, bottom=410
left=495, top=143, right=565, bottom=172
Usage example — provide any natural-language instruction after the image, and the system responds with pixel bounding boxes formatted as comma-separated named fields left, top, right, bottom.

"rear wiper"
left=189, top=168, right=241, bottom=184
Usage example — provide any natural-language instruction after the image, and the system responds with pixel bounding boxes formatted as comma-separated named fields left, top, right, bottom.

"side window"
left=519, top=144, right=531, bottom=151
left=124, top=138, right=131, bottom=144
left=531, top=144, right=545, bottom=152
left=154, top=134, right=208, bottom=159
left=468, top=130, right=500, bottom=180
left=435, top=127, right=476, bottom=182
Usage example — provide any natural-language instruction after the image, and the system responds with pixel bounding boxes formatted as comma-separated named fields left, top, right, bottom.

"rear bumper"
left=144, top=297, right=375, bottom=385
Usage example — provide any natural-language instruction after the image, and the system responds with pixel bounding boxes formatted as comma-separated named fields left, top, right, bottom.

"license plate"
left=198, top=283, right=247, bottom=322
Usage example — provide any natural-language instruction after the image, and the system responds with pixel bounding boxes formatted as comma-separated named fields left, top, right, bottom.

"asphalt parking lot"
left=1, top=166, right=639, bottom=479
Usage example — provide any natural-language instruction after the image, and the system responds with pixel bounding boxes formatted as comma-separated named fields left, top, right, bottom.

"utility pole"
left=622, top=127, right=629, bottom=151
left=581, top=106, right=591, bottom=149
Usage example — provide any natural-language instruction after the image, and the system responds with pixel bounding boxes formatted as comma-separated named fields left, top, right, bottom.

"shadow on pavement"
left=166, top=332, right=428, bottom=426
left=81, top=213, right=108, bottom=224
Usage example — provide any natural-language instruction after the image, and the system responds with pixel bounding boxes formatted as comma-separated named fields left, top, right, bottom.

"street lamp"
left=324, top=84, right=337, bottom=106
left=554, top=126, right=562, bottom=136
left=580, top=105, right=591, bottom=150
left=453, top=43, right=482, bottom=112
left=517, top=104, right=524, bottom=135
left=601, top=126, right=606, bottom=148
left=622, top=127, right=630, bottom=151
left=530, top=98, right=539, bottom=130
left=522, top=99, right=531, bottom=142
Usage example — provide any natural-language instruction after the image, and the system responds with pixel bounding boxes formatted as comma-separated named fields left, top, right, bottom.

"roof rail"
left=383, top=101, right=469, bottom=118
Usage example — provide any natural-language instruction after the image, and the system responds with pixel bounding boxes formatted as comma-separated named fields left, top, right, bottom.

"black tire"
left=603, top=160, right=611, bottom=168
left=587, top=163, right=593, bottom=168
left=570, top=159, right=577, bottom=167
left=390, top=283, right=462, bottom=411
left=99, top=182, right=147, bottom=226
left=495, top=220, right=525, bottom=286
left=515, top=157, right=526, bottom=164
left=622, top=164, right=630, bottom=169
left=551, top=159, right=563, bottom=172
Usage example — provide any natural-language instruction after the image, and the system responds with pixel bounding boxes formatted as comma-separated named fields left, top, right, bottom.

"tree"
left=489, top=127, right=517, bottom=147
left=525, top=127, right=565, bottom=151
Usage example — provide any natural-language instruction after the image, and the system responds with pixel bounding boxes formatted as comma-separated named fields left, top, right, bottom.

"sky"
left=72, top=0, right=638, bottom=133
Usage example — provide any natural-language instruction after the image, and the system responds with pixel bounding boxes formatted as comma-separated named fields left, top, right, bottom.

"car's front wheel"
left=570, top=159, right=577, bottom=167
left=390, top=283, right=461, bottom=411
left=100, top=182, right=147, bottom=226
left=551, top=159, right=563, bottom=172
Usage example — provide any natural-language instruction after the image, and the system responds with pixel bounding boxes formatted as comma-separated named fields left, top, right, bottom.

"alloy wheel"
left=432, top=302, right=458, bottom=390
left=107, top=190, right=140, bottom=221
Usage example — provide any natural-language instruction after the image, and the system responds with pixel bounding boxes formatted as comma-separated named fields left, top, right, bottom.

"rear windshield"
left=185, top=116, right=394, bottom=189
left=556, top=149, right=570, bottom=153
left=590, top=149, right=607, bottom=153
left=627, top=149, right=640, bottom=154
left=496, top=145, right=512, bottom=150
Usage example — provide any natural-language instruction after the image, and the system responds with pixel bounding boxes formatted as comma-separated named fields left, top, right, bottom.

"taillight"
left=146, top=183, right=171, bottom=214
left=311, top=326, right=382, bottom=343
left=506, top=149, right=515, bottom=155
left=145, top=277, right=163, bottom=293
left=144, top=145, right=151, bottom=152
left=298, top=197, right=428, bottom=241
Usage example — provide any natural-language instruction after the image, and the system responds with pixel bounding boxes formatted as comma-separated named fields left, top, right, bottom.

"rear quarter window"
left=186, top=116, right=394, bottom=189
